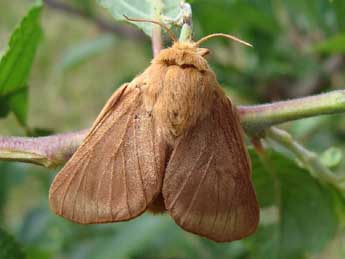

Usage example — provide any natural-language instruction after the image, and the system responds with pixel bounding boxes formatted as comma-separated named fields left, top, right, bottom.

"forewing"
left=163, top=98, right=259, bottom=242
left=49, top=83, right=167, bottom=224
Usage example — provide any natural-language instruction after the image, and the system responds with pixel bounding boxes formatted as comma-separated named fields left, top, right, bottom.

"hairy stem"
left=1, top=90, right=345, bottom=167
left=239, top=90, right=345, bottom=135
left=0, top=130, right=87, bottom=168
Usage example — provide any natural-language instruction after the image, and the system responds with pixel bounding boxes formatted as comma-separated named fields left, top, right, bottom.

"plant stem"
left=239, top=90, right=345, bottom=135
left=151, top=0, right=163, bottom=57
left=267, top=127, right=345, bottom=191
left=1, top=90, right=345, bottom=168
left=0, top=130, right=87, bottom=168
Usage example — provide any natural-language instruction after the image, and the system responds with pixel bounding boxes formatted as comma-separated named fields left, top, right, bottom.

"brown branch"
left=0, top=130, right=87, bottom=168
left=43, top=0, right=147, bottom=41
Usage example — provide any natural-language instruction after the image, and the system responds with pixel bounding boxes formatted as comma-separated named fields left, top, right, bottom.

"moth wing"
left=163, top=97, right=259, bottom=242
left=49, top=83, right=167, bottom=224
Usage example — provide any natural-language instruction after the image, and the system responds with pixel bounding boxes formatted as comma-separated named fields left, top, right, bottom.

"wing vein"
left=122, top=147, right=131, bottom=218
left=221, top=184, right=237, bottom=236
left=71, top=159, right=89, bottom=220
left=95, top=159, right=110, bottom=220
left=168, top=143, right=208, bottom=209
left=210, top=169, right=220, bottom=234
left=133, top=115, right=147, bottom=204
left=60, top=155, right=90, bottom=216
left=181, top=154, right=214, bottom=225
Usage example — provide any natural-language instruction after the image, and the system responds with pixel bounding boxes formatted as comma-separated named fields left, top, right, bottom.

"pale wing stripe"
left=133, top=114, right=148, bottom=204
left=109, top=155, right=116, bottom=221
left=180, top=154, right=214, bottom=225
left=210, top=169, right=220, bottom=234
left=221, top=186, right=237, bottom=237
left=95, top=158, right=113, bottom=218
left=81, top=155, right=95, bottom=222
left=150, top=116, right=159, bottom=181
left=80, top=159, right=89, bottom=223
left=121, top=147, right=131, bottom=218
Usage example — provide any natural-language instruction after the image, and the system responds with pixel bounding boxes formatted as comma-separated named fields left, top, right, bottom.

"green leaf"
left=320, top=147, right=342, bottom=168
left=0, top=97, right=10, bottom=118
left=331, top=0, right=345, bottom=31
left=0, top=2, right=42, bottom=126
left=97, top=0, right=180, bottom=36
left=59, top=35, right=117, bottom=71
left=249, top=149, right=338, bottom=258
left=312, top=34, right=345, bottom=54
left=193, top=0, right=279, bottom=36
left=0, top=166, right=9, bottom=222
left=247, top=224, right=305, bottom=259
left=0, top=228, right=26, bottom=259
left=7, top=87, right=28, bottom=126
left=89, top=215, right=171, bottom=259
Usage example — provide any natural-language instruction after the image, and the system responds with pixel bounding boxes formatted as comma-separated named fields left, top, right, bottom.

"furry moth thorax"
left=142, top=42, right=221, bottom=142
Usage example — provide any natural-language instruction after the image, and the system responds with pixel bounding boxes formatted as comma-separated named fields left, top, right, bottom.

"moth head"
left=156, top=34, right=252, bottom=71
left=124, top=16, right=252, bottom=70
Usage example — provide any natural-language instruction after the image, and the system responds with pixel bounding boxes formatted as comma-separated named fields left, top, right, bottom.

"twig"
left=0, top=130, right=87, bottom=168
left=266, top=127, right=345, bottom=191
left=239, top=90, right=345, bottom=135
left=43, top=0, right=147, bottom=41
left=152, top=25, right=162, bottom=57
left=151, top=0, right=163, bottom=57
left=2, top=90, right=345, bottom=167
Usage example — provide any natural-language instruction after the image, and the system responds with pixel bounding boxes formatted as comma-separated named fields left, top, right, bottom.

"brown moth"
left=49, top=20, right=259, bottom=242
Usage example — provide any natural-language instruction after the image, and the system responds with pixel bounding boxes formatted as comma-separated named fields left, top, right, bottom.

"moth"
left=49, top=19, right=259, bottom=242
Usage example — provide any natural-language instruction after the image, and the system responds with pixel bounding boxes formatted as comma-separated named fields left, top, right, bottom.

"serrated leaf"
left=97, top=0, right=180, bottom=36
left=0, top=2, right=42, bottom=126
left=0, top=228, right=26, bottom=259
left=249, top=149, right=338, bottom=258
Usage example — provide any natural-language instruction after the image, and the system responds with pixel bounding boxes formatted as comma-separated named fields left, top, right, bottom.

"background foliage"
left=1, top=0, right=345, bottom=258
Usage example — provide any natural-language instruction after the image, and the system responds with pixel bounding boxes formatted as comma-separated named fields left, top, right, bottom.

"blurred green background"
left=1, top=0, right=345, bottom=258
